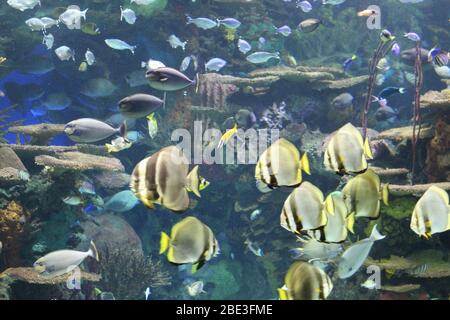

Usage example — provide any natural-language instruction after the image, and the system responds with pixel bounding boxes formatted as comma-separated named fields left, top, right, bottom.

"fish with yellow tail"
left=324, top=122, right=373, bottom=175
left=217, top=123, right=238, bottom=149
left=130, top=146, right=209, bottom=212
left=160, top=216, right=220, bottom=273
left=280, top=181, right=328, bottom=234
left=307, top=191, right=354, bottom=243
left=255, top=138, right=310, bottom=193
left=410, top=185, right=450, bottom=239
left=342, top=169, right=389, bottom=220
left=278, top=261, right=333, bottom=300
left=105, top=136, right=132, bottom=153
left=147, top=112, right=158, bottom=139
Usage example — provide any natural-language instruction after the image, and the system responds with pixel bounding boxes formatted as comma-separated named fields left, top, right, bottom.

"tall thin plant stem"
left=411, top=41, right=423, bottom=184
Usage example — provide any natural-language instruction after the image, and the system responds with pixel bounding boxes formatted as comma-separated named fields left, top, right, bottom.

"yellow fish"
left=217, top=123, right=238, bottom=149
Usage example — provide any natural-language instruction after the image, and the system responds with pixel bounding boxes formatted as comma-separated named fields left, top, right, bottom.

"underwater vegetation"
left=0, top=0, right=449, bottom=301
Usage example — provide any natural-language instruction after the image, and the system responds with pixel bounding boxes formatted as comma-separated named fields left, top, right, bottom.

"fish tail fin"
left=119, top=121, right=127, bottom=139
left=120, top=6, right=123, bottom=21
left=182, top=41, right=187, bottom=51
left=186, top=165, right=201, bottom=197
left=216, top=19, right=221, bottom=27
left=131, top=46, right=136, bottom=55
left=141, top=61, right=147, bottom=68
left=364, top=137, right=373, bottom=160
left=105, top=143, right=114, bottom=153
left=277, top=288, right=288, bottom=300
left=186, top=15, right=192, bottom=24
left=301, top=152, right=311, bottom=175
left=81, top=9, right=88, bottom=20
left=347, top=212, right=356, bottom=234
left=370, top=224, right=386, bottom=241
left=159, top=232, right=170, bottom=254
left=381, top=183, right=389, bottom=206
left=399, top=87, right=406, bottom=94
left=88, top=241, right=99, bottom=261
left=352, top=54, right=357, bottom=60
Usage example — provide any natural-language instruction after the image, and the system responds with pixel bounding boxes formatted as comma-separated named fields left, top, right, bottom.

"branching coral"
left=196, top=73, right=239, bottom=111
left=0, top=201, right=31, bottom=267
left=96, top=246, right=171, bottom=300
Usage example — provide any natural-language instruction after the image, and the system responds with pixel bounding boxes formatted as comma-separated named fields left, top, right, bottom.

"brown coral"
left=196, top=73, right=239, bottom=111
left=0, top=201, right=31, bottom=267
left=0, top=267, right=100, bottom=285
left=425, top=114, right=450, bottom=181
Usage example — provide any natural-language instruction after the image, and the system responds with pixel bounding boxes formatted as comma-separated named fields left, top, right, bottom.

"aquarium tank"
left=0, top=0, right=449, bottom=302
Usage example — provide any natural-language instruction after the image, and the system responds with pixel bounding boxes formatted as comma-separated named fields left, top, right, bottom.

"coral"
left=377, top=125, right=434, bottom=141
left=96, top=246, right=171, bottom=300
left=0, top=267, right=100, bottom=285
left=35, top=152, right=125, bottom=173
left=80, top=214, right=143, bottom=255
left=0, top=143, right=108, bottom=159
left=0, top=104, right=22, bottom=143
left=91, top=172, right=131, bottom=190
left=425, top=115, right=450, bottom=181
left=366, top=249, right=450, bottom=278
left=260, top=101, right=291, bottom=129
left=0, top=201, right=31, bottom=267
left=196, top=73, right=239, bottom=111
left=420, top=89, right=450, bottom=110
left=8, top=124, right=65, bottom=146
left=380, top=284, right=421, bottom=293
left=0, top=146, right=29, bottom=187
left=280, top=123, right=307, bottom=143
left=370, top=167, right=409, bottom=177
left=387, top=182, right=450, bottom=196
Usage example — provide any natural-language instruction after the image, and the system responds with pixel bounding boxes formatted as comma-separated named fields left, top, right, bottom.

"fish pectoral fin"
left=277, top=288, right=288, bottom=300
left=364, top=137, right=374, bottom=160
left=301, top=152, right=311, bottom=175
left=159, top=232, right=171, bottom=254
left=347, top=212, right=356, bottom=234
left=381, top=183, right=389, bottom=206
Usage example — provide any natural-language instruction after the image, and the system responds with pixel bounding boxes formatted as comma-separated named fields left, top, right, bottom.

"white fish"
left=186, top=281, right=206, bottom=297
left=205, top=58, right=227, bottom=72
left=250, top=209, right=262, bottom=221
left=55, top=46, right=75, bottom=61
left=105, top=136, right=132, bottom=153
left=147, top=113, right=158, bottom=139
left=25, top=18, right=46, bottom=31
left=246, top=51, right=280, bottom=64
left=361, top=278, right=378, bottom=290
left=7, top=0, right=40, bottom=11
left=105, top=39, right=136, bottom=54
left=433, top=65, right=450, bottom=78
left=59, top=5, right=88, bottom=30
left=42, top=33, right=55, bottom=49
left=85, top=48, right=95, bottom=66
left=40, top=17, right=59, bottom=30
left=33, top=241, right=99, bottom=278
left=141, top=59, right=166, bottom=71
left=131, top=0, right=153, bottom=4
left=63, top=196, right=82, bottom=206
left=290, top=237, right=342, bottom=261
left=144, top=287, right=151, bottom=300
left=186, top=16, right=218, bottom=30
left=168, top=35, right=187, bottom=51
left=120, top=6, right=136, bottom=25
left=237, top=39, right=252, bottom=54
left=245, top=239, right=264, bottom=257
left=180, top=56, right=192, bottom=72
left=322, top=0, right=346, bottom=5
left=337, top=224, right=385, bottom=279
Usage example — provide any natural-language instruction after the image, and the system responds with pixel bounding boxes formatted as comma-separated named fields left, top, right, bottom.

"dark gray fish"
left=118, top=93, right=163, bottom=119
left=400, top=48, right=429, bottom=65
left=332, top=93, right=354, bottom=110
left=4, top=82, right=45, bottom=103
left=146, top=67, right=195, bottom=91
left=298, top=19, right=321, bottom=33
left=64, top=118, right=126, bottom=143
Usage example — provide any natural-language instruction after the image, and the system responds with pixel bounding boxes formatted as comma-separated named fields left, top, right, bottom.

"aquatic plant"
left=96, top=246, right=171, bottom=300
